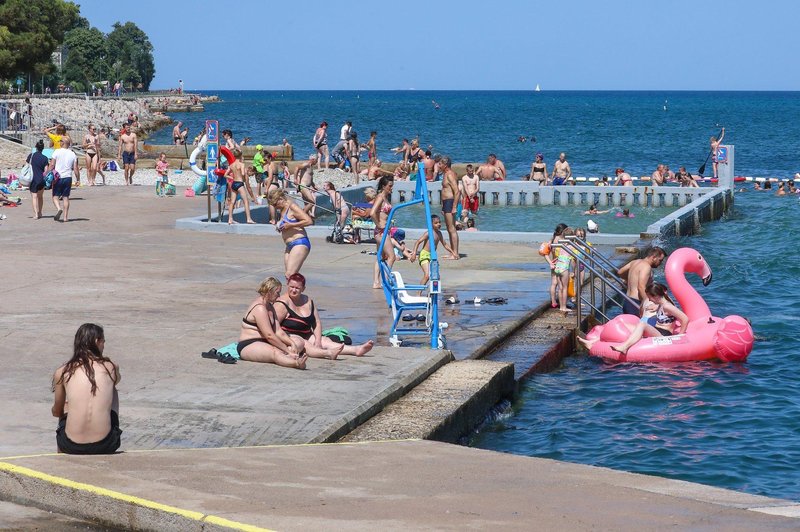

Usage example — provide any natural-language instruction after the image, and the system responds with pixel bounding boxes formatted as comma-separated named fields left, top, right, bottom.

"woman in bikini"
left=370, top=175, right=394, bottom=289
left=237, top=277, right=308, bottom=369
left=268, top=188, right=313, bottom=280
left=347, top=132, right=361, bottom=181
left=83, top=125, right=100, bottom=186
left=274, top=273, right=374, bottom=359
left=530, top=152, right=547, bottom=184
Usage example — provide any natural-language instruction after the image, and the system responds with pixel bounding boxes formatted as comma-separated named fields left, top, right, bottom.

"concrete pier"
left=1, top=185, right=795, bottom=529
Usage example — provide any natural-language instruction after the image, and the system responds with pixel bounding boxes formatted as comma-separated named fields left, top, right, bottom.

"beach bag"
left=184, top=188, right=195, bottom=197
left=19, top=164, right=33, bottom=187
left=44, top=171, right=59, bottom=190
left=104, top=160, right=118, bottom=171
left=165, top=183, right=176, bottom=196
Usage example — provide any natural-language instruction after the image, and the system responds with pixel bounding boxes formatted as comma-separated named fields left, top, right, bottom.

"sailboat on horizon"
left=535, top=84, right=541, bottom=92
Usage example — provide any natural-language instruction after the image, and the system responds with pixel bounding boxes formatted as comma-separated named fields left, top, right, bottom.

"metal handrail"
left=551, top=239, right=640, bottom=329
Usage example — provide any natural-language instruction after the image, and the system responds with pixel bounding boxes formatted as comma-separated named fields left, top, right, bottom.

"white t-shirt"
left=52, top=148, right=77, bottom=179
left=340, top=124, right=350, bottom=141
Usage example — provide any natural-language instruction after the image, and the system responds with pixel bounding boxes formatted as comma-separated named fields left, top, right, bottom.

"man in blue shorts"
left=49, top=136, right=80, bottom=222
left=117, top=123, right=137, bottom=185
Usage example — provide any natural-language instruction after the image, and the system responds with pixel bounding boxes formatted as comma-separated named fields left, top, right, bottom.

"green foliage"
left=105, top=22, right=155, bottom=91
left=0, top=0, right=79, bottom=79
left=62, top=26, right=107, bottom=89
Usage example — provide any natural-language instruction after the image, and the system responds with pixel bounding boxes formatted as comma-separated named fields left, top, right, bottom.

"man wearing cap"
left=253, top=145, right=266, bottom=197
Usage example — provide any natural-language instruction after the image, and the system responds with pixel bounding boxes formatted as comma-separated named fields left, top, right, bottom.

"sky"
left=75, top=0, right=798, bottom=91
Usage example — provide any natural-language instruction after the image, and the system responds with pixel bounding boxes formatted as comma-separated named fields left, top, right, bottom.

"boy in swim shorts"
left=410, top=215, right=455, bottom=285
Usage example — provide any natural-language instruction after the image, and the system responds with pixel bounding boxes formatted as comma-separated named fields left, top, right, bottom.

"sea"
left=154, top=91, right=800, bottom=501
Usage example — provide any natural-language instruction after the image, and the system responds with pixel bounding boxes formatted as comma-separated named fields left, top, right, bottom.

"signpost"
left=205, top=120, right=219, bottom=222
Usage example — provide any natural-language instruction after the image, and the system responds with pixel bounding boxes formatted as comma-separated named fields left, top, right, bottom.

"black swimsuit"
left=276, top=300, right=316, bottom=340
left=237, top=303, right=276, bottom=355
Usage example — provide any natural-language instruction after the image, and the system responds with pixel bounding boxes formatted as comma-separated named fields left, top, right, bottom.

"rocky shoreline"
left=0, top=94, right=217, bottom=171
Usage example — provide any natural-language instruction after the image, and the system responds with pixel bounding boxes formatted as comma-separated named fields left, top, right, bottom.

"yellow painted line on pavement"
left=0, top=461, right=273, bottom=532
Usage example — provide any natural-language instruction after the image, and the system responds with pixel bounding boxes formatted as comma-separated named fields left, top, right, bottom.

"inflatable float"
left=584, top=247, right=754, bottom=363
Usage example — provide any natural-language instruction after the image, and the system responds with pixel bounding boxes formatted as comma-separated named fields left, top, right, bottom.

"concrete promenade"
left=2, top=185, right=797, bottom=529
left=0, top=185, right=554, bottom=457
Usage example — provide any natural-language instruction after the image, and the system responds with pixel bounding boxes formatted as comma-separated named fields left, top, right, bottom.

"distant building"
left=51, top=46, right=65, bottom=72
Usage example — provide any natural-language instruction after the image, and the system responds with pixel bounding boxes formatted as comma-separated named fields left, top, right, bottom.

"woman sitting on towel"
left=275, top=273, right=375, bottom=359
left=238, top=277, right=309, bottom=369
left=269, top=188, right=313, bottom=280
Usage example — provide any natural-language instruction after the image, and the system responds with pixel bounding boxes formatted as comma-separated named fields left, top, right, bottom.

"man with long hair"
left=51, top=324, right=122, bottom=454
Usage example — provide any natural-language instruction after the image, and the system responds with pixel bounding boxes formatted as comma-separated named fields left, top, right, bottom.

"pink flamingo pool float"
left=585, top=247, right=754, bottom=363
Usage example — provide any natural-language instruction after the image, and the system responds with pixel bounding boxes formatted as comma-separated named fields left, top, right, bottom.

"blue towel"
left=216, top=341, right=239, bottom=359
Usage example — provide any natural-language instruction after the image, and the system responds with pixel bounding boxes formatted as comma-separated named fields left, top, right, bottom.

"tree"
left=0, top=0, right=79, bottom=79
left=105, top=21, right=154, bottom=91
left=62, top=26, right=107, bottom=91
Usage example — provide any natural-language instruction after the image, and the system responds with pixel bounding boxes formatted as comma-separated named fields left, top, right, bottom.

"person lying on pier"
left=360, top=159, right=393, bottom=180
left=52, top=324, right=122, bottom=454
left=237, top=277, right=308, bottom=369
left=274, top=273, right=374, bottom=359
left=411, top=214, right=456, bottom=285
left=578, top=283, right=688, bottom=355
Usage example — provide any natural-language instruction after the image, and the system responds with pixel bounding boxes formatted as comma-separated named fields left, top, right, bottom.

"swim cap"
left=392, top=228, right=406, bottom=241
left=256, top=144, right=263, bottom=151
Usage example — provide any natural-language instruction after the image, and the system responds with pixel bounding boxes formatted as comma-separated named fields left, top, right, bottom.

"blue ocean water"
left=155, top=92, right=800, bottom=499
left=150, top=90, right=800, bottom=178
left=471, top=190, right=800, bottom=501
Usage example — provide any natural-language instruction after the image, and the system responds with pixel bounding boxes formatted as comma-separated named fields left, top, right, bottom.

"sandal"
left=485, top=297, right=508, bottom=305
left=201, top=349, right=219, bottom=360
left=415, top=314, right=426, bottom=322
left=402, top=314, right=415, bottom=322
left=218, top=353, right=237, bottom=364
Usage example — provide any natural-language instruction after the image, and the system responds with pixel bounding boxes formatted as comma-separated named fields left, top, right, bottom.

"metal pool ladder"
left=551, top=236, right=640, bottom=330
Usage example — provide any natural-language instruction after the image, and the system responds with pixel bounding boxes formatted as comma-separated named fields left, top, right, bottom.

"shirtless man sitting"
left=651, top=164, right=666, bottom=185
left=617, top=246, right=667, bottom=315
left=487, top=153, right=506, bottom=181
left=460, top=164, right=480, bottom=222
left=476, top=162, right=502, bottom=181
left=551, top=152, right=572, bottom=185
left=52, top=324, right=122, bottom=455
left=294, top=155, right=319, bottom=219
